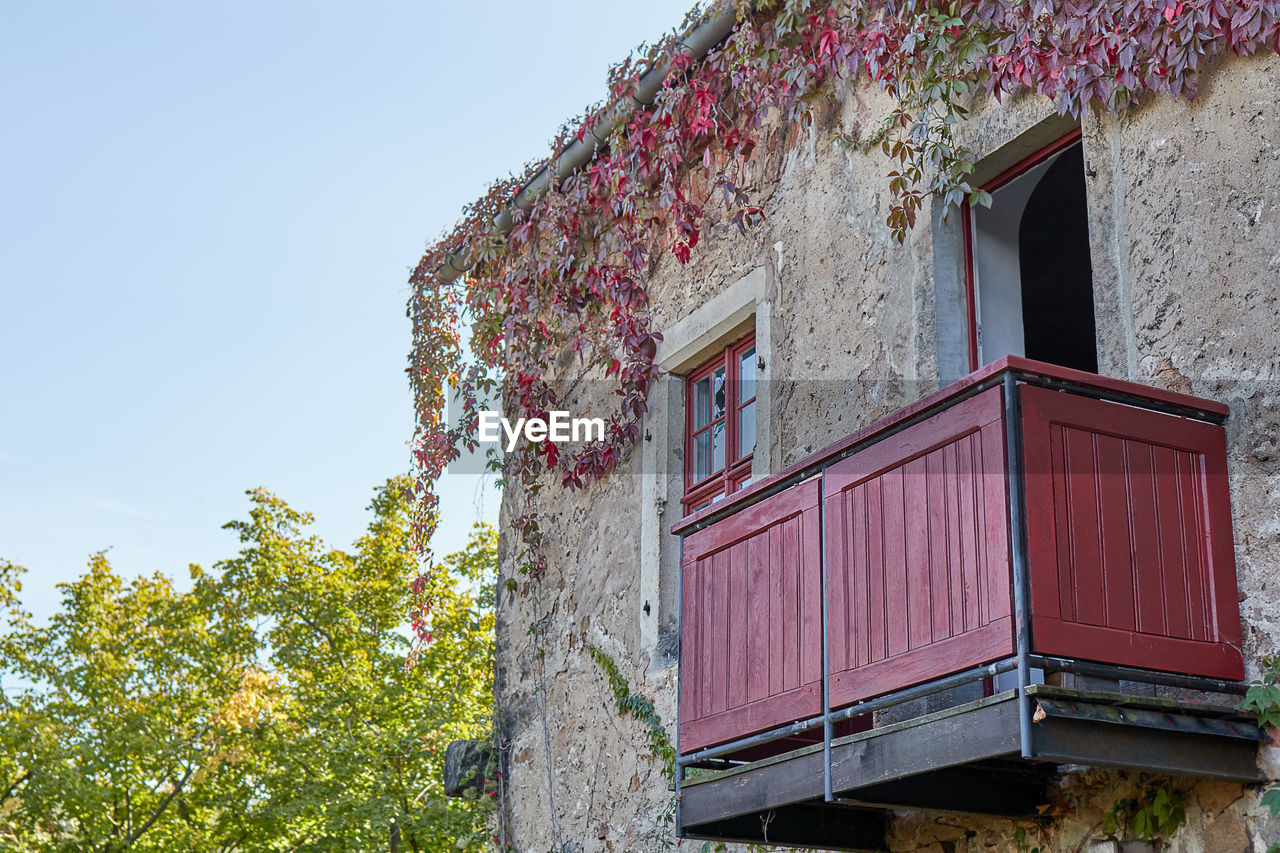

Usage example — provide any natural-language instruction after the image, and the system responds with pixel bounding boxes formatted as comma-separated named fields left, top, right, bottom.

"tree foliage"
left=0, top=480, right=495, bottom=853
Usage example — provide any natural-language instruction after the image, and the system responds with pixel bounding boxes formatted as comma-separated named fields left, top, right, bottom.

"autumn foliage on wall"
left=406, top=0, right=1280, bottom=643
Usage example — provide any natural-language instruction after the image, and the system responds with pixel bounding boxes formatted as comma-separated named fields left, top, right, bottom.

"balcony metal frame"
left=671, top=357, right=1251, bottom=843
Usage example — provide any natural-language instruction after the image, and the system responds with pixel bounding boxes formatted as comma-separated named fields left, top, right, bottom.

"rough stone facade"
left=489, top=49, right=1280, bottom=852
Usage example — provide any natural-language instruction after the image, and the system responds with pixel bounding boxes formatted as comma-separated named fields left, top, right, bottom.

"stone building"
left=449, top=9, right=1280, bottom=853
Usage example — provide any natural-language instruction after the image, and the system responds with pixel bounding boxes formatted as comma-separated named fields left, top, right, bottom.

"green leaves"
left=1139, top=785, right=1184, bottom=841
left=1261, top=786, right=1280, bottom=818
left=0, top=480, right=497, bottom=853
left=1241, top=653, right=1280, bottom=729
left=1013, top=826, right=1045, bottom=853
left=1241, top=653, right=1280, bottom=826
left=1102, top=779, right=1186, bottom=844
left=588, top=646, right=676, bottom=780
left=1244, top=682, right=1280, bottom=729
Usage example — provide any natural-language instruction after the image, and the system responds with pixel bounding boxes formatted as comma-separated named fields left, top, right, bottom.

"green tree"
left=0, top=479, right=495, bottom=852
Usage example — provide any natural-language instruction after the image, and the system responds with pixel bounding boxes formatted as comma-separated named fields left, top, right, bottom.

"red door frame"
left=962, top=126, right=1084, bottom=371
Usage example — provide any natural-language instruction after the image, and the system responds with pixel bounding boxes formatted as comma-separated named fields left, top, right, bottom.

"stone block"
left=443, top=739, right=490, bottom=798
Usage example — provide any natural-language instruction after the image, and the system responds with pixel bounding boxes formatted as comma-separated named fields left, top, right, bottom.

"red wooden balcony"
left=670, top=357, right=1261, bottom=850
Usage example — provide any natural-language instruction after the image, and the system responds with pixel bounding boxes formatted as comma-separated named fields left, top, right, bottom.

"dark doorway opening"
left=1018, top=147, right=1097, bottom=372
left=968, top=134, right=1098, bottom=374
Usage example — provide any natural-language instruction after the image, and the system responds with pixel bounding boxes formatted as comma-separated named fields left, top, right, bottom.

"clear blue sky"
left=1, top=1, right=696, bottom=621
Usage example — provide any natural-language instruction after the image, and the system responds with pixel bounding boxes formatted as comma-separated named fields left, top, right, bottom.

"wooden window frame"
left=682, top=332, right=756, bottom=515
left=962, top=126, right=1084, bottom=371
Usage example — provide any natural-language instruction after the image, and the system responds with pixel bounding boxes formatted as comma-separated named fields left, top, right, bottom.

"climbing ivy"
left=1241, top=653, right=1280, bottom=824
left=406, top=0, right=1280, bottom=647
left=1012, top=826, right=1046, bottom=853
left=1102, top=779, right=1187, bottom=846
left=1242, top=653, right=1280, bottom=730
left=587, top=645, right=677, bottom=779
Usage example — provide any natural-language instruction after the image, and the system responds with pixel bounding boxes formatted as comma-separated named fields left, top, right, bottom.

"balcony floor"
left=679, top=686, right=1264, bottom=850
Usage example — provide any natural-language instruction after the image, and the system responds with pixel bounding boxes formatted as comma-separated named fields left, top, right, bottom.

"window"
left=964, top=129, right=1098, bottom=373
left=683, top=332, right=756, bottom=514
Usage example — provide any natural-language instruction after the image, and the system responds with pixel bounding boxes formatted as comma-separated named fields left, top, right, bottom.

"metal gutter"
left=437, top=5, right=741, bottom=284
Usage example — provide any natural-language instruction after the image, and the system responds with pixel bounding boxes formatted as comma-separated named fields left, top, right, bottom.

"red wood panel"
left=768, top=520, right=784, bottom=695
left=824, top=386, right=1015, bottom=708
left=782, top=517, right=800, bottom=689
left=1126, top=443, right=1165, bottom=636
left=930, top=447, right=956, bottom=644
left=727, top=541, right=748, bottom=710
left=828, top=486, right=850, bottom=675
left=1152, top=444, right=1192, bottom=639
left=829, top=622, right=1012, bottom=705
left=1098, top=433, right=1138, bottom=631
left=1180, top=448, right=1212, bottom=641
left=679, top=556, right=701, bottom=727
left=942, top=443, right=964, bottom=639
left=1020, top=384, right=1244, bottom=680
left=708, top=549, right=728, bottom=716
left=679, top=479, right=822, bottom=753
left=882, top=468, right=910, bottom=657
left=800, top=504, right=823, bottom=686
left=956, top=432, right=981, bottom=631
left=745, top=534, right=769, bottom=704
left=866, top=479, right=887, bottom=663
left=904, top=456, right=932, bottom=650
left=849, top=483, right=870, bottom=668
left=980, top=423, right=1012, bottom=623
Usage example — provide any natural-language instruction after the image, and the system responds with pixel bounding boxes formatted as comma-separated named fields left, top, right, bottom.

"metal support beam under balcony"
left=678, top=686, right=1264, bottom=844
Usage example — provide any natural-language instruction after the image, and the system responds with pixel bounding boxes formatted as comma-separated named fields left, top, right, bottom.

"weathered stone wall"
left=491, top=48, right=1280, bottom=852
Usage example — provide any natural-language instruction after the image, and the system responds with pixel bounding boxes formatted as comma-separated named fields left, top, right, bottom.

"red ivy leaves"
left=407, top=0, right=1280, bottom=648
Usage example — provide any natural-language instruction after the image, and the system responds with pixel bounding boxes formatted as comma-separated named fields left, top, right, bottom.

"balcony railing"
left=670, top=357, right=1252, bottom=845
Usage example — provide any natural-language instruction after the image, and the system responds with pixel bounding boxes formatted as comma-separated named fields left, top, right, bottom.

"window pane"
left=739, top=346, right=756, bottom=401
left=694, top=377, right=710, bottom=429
left=712, top=366, right=726, bottom=420
left=711, top=421, right=725, bottom=474
left=709, top=488, right=727, bottom=504
left=694, top=430, right=709, bottom=480
left=738, top=400, right=755, bottom=460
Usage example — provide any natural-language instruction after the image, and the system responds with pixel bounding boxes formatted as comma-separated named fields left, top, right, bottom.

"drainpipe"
left=436, top=5, right=741, bottom=284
